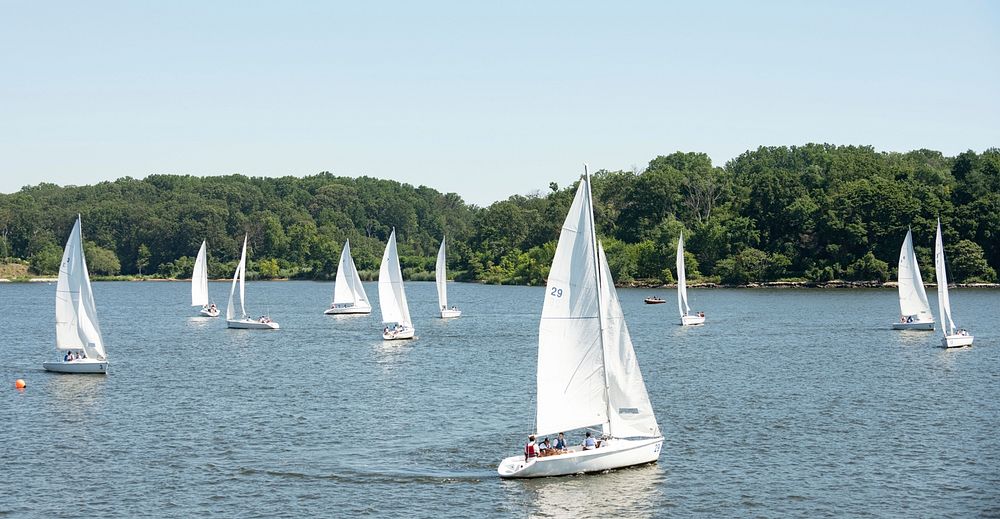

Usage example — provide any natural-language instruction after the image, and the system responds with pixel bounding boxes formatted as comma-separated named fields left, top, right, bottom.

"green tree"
left=136, top=244, right=151, bottom=276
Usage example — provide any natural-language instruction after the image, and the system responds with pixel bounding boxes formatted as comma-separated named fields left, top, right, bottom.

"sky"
left=1, top=1, right=997, bottom=206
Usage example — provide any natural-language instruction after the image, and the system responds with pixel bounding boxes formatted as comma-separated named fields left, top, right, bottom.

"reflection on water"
left=49, top=374, right=106, bottom=417
left=507, top=463, right=665, bottom=519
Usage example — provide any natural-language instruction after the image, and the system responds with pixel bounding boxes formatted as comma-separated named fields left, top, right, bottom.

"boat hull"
left=43, top=359, right=108, bottom=374
left=383, top=328, right=415, bottom=340
left=680, top=314, right=705, bottom=326
left=440, top=309, right=462, bottom=318
left=498, top=437, right=663, bottom=478
left=891, top=320, right=934, bottom=330
left=942, top=334, right=973, bottom=348
left=199, top=306, right=220, bottom=317
left=227, top=319, right=280, bottom=330
left=324, top=304, right=372, bottom=315
left=644, top=298, right=666, bottom=304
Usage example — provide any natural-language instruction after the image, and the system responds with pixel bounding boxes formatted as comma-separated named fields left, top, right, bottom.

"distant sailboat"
left=192, top=240, right=219, bottom=317
left=226, top=234, right=279, bottom=330
left=378, top=229, right=414, bottom=340
left=676, top=233, right=705, bottom=326
left=43, top=216, right=109, bottom=374
left=497, top=165, right=663, bottom=478
left=325, top=240, right=372, bottom=315
left=436, top=236, right=461, bottom=319
left=892, top=228, right=933, bottom=330
left=934, top=220, right=972, bottom=348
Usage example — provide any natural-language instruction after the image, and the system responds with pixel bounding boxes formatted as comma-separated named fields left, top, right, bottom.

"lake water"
left=2, top=281, right=998, bottom=517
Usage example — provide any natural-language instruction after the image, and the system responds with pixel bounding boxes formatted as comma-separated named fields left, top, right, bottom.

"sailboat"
left=497, top=165, right=663, bottom=478
left=676, top=232, right=705, bottom=326
left=436, top=236, right=461, bottom=318
left=325, top=240, right=372, bottom=315
left=934, top=220, right=973, bottom=348
left=192, top=240, right=219, bottom=317
left=43, top=216, right=109, bottom=374
left=226, top=234, right=279, bottom=330
left=892, top=228, right=933, bottom=330
left=378, top=229, right=414, bottom=340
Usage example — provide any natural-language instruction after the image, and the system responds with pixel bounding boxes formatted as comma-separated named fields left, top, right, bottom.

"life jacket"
left=524, top=442, right=538, bottom=458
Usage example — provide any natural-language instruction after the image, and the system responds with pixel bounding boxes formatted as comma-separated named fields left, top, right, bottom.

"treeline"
left=1, top=144, right=997, bottom=285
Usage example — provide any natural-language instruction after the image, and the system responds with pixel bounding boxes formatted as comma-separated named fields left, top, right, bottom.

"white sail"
left=897, top=229, right=933, bottom=321
left=227, top=234, right=248, bottom=321
left=436, top=237, right=448, bottom=310
left=192, top=240, right=210, bottom=307
left=934, top=220, right=956, bottom=335
left=54, top=216, right=106, bottom=360
left=536, top=170, right=660, bottom=439
left=676, top=233, right=690, bottom=318
left=333, top=240, right=369, bottom=307
left=378, top=229, right=412, bottom=327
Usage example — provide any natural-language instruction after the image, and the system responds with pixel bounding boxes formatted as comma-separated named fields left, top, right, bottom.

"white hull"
left=942, top=334, right=974, bottom=348
left=199, top=306, right=220, bottom=317
left=440, top=309, right=462, bottom=319
left=227, top=319, right=280, bottom=330
left=891, top=320, right=934, bottom=330
left=498, top=437, right=663, bottom=478
left=383, top=328, right=415, bottom=340
left=324, top=304, right=372, bottom=315
left=43, top=359, right=108, bottom=374
left=680, top=314, right=705, bottom=326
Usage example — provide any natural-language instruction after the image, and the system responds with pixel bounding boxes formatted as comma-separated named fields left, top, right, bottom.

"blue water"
left=2, top=282, right=998, bottom=517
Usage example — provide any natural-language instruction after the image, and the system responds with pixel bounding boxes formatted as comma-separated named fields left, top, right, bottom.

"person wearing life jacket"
left=524, top=434, right=538, bottom=462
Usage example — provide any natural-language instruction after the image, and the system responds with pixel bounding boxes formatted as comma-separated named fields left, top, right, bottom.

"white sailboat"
left=325, top=240, right=372, bottom=315
left=192, top=240, right=219, bottom=317
left=892, top=228, right=933, bottom=330
left=378, top=229, right=414, bottom=340
left=226, top=234, right=279, bottom=330
left=436, top=236, right=461, bottom=318
left=43, top=216, right=109, bottom=374
left=676, top=232, right=705, bottom=326
left=934, top=220, right=973, bottom=348
left=497, top=165, right=663, bottom=478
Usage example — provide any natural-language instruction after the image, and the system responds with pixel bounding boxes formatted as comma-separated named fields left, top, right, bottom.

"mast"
left=584, top=164, right=614, bottom=437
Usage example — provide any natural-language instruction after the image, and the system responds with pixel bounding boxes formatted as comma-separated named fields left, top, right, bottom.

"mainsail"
left=378, top=229, right=412, bottom=327
left=436, top=237, right=448, bottom=309
left=333, top=240, right=368, bottom=307
left=227, top=234, right=248, bottom=320
left=897, top=229, right=932, bottom=321
left=54, top=216, right=106, bottom=360
left=934, top=220, right=956, bottom=335
left=192, top=240, right=210, bottom=307
left=676, top=233, right=690, bottom=318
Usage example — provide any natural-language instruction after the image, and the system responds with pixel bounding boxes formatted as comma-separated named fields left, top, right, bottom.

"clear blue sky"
left=1, top=1, right=997, bottom=206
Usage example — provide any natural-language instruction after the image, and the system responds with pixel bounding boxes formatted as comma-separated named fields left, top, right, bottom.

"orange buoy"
left=14, top=379, right=26, bottom=389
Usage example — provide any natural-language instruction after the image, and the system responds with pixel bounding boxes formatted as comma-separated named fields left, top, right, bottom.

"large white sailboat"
left=436, top=236, right=461, bottom=319
left=43, top=216, right=109, bottom=374
left=378, top=229, right=414, bottom=340
left=226, top=234, right=279, bottom=330
left=325, top=240, right=372, bottom=315
left=892, top=228, right=933, bottom=330
left=192, top=240, right=219, bottom=317
left=497, top=166, right=663, bottom=478
left=934, top=220, right=973, bottom=348
left=676, top=232, right=705, bottom=326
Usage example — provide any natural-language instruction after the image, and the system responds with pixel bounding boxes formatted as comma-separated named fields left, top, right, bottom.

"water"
left=2, top=282, right=998, bottom=517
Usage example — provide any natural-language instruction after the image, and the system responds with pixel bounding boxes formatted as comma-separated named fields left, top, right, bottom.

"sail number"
left=550, top=287, right=563, bottom=298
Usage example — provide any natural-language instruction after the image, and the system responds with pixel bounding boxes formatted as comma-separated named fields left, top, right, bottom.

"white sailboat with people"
left=892, top=228, right=933, bottom=330
left=325, top=239, right=372, bottom=315
left=378, top=229, right=414, bottom=340
left=436, top=236, right=461, bottom=318
left=226, top=234, right=279, bottom=330
left=676, top=232, right=705, bottom=326
left=497, top=165, right=663, bottom=478
left=192, top=240, right=219, bottom=317
left=934, top=220, right=973, bottom=348
left=43, top=215, right=109, bottom=374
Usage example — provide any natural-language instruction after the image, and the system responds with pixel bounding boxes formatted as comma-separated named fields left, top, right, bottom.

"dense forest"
left=1, top=144, right=997, bottom=285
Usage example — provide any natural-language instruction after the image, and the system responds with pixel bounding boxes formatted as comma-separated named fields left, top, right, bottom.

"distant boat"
left=325, top=240, right=371, bottom=315
left=43, top=215, right=109, bottom=374
left=436, top=236, right=461, bottom=319
left=934, top=220, right=972, bottom=348
left=892, top=228, right=933, bottom=330
left=497, top=165, right=663, bottom=478
left=676, top=233, right=705, bottom=326
left=226, top=234, right=279, bottom=330
left=644, top=296, right=666, bottom=304
left=378, top=229, right=414, bottom=340
left=192, top=240, right=219, bottom=317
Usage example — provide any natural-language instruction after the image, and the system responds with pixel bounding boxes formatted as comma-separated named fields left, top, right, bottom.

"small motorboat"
left=644, top=296, right=666, bottom=304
